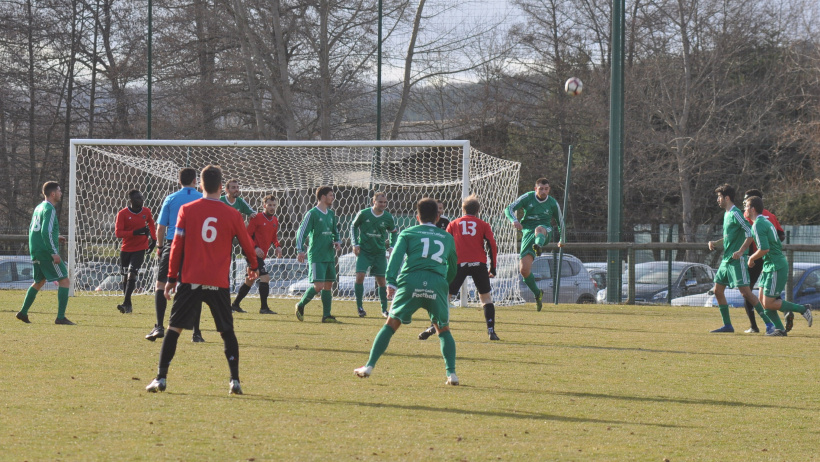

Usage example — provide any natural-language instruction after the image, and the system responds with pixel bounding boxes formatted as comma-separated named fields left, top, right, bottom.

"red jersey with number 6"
left=168, top=198, right=257, bottom=288
left=446, top=215, right=498, bottom=269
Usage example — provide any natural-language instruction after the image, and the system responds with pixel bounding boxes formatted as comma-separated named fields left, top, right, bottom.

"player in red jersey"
left=146, top=165, right=258, bottom=395
left=114, top=189, right=157, bottom=314
left=231, top=195, right=283, bottom=314
left=418, top=194, right=500, bottom=340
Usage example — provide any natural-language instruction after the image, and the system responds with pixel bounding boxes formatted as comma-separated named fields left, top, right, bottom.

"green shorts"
left=31, top=251, right=68, bottom=282
left=388, top=271, right=450, bottom=328
left=308, top=261, right=337, bottom=283
left=714, top=258, right=750, bottom=289
left=759, top=266, right=787, bottom=298
left=519, top=227, right=555, bottom=259
left=356, top=251, right=387, bottom=277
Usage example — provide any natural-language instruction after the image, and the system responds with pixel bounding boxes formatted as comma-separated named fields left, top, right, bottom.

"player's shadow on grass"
left=466, top=385, right=809, bottom=411
left=221, top=394, right=688, bottom=429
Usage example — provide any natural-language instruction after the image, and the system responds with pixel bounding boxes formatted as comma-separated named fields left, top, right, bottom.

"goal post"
left=68, top=139, right=522, bottom=305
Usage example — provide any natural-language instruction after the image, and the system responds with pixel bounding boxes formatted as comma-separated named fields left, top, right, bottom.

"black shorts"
left=449, top=263, right=492, bottom=296
left=168, top=283, right=233, bottom=332
left=247, top=255, right=268, bottom=276
left=156, top=243, right=172, bottom=283
left=120, top=250, right=145, bottom=274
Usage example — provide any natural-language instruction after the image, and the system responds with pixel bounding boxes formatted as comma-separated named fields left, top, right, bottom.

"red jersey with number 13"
left=168, top=198, right=257, bottom=288
left=446, top=215, right=498, bottom=268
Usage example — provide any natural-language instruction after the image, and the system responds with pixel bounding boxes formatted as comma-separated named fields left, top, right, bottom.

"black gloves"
left=146, top=239, right=157, bottom=254
left=133, top=226, right=150, bottom=236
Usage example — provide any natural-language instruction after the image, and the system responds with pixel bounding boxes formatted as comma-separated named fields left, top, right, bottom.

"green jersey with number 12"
left=386, top=224, right=457, bottom=287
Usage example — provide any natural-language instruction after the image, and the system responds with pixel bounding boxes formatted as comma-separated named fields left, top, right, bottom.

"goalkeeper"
left=505, top=177, right=562, bottom=312
left=114, top=189, right=157, bottom=314
left=350, top=191, right=398, bottom=318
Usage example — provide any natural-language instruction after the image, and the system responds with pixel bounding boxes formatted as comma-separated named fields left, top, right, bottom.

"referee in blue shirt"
left=145, top=168, right=203, bottom=342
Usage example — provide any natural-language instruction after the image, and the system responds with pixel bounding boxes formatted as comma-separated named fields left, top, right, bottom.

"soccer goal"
left=68, top=140, right=522, bottom=305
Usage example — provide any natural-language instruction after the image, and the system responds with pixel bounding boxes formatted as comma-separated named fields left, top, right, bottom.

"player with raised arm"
left=220, top=179, right=256, bottom=219
left=504, top=178, right=562, bottom=312
left=419, top=194, right=499, bottom=341
left=745, top=195, right=813, bottom=336
left=355, top=198, right=459, bottom=384
left=114, top=189, right=157, bottom=314
left=351, top=191, right=398, bottom=318
left=231, top=195, right=283, bottom=314
left=707, top=184, right=763, bottom=333
left=146, top=165, right=258, bottom=395
left=16, top=181, right=73, bottom=325
left=294, top=186, right=342, bottom=323
left=146, top=168, right=203, bottom=343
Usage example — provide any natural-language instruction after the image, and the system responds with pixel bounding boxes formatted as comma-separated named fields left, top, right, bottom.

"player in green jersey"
left=16, top=181, right=74, bottom=325
left=355, top=198, right=459, bottom=385
left=220, top=179, right=256, bottom=219
left=295, top=186, right=342, bottom=323
left=351, top=191, right=398, bottom=318
left=505, top=178, right=562, bottom=311
left=707, top=184, right=768, bottom=333
left=745, top=196, right=813, bottom=336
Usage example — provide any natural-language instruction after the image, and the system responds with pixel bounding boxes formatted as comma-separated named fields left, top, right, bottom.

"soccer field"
left=2, top=291, right=818, bottom=461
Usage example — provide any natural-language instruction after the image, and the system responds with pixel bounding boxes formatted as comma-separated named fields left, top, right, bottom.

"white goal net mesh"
left=69, top=141, right=522, bottom=305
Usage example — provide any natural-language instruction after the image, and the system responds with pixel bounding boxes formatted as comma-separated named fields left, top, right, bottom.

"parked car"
left=0, top=256, right=58, bottom=290
left=596, top=261, right=715, bottom=304
left=671, top=262, right=820, bottom=307
left=233, top=258, right=308, bottom=296
left=75, top=260, right=119, bottom=290
left=95, top=268, right=156, bottom=292
left=492, top=253, right=598, bottom=304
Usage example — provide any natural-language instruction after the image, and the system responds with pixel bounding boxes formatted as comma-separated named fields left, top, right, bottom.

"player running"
left=355, top=198, right=459, bottom=385
left=707, top=184, right=765, bottom=333
left=504, top=177, right=562, bottom=311
left=231, top=195, right=283, bottom=314
left=745, top=195, right=813, bottom=336
left=419, top=194, right=500, bottom=341
left=295, top=186, right=342, bottom=323
left=740, top=188, right=782, bottom=334
left=16, top=181, right=73, bottom=325
left=114, top=189, right=157, bottom=314
left=146, top=165, right=258, bottom=395
left=350, top=191, right=398, bottom=318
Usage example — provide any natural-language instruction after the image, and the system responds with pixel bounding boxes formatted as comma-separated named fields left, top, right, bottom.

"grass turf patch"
left=2, top=290, right=818, bottom=461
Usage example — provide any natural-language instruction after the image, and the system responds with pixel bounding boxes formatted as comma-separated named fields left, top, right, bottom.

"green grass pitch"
left=2, top=290, right=818, bottom=461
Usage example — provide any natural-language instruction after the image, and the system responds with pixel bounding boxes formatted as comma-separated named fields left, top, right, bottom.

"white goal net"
left=68, top=140, right=522, bottom=305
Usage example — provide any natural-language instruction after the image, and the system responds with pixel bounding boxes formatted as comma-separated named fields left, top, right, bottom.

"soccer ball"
left=564, top=77, right=583, bottom=96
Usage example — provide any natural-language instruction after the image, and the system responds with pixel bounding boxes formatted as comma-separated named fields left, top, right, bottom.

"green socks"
left=366, top=325, right=395, bottom=368
left=718, top=304, right=732, bottom=326
left=20, top=286, right=38, bottom=315
left=524, top=273, right=540, bottom=297
left=57, top=287, right=69, bottom=319
left=781, top=300, right=806, bottom=314
left=321, top=290, right=332, bottom=317
left=438, top=330, right=456, bottom=375
left=754, top=303, right=773, bottom=325
left=299, top=286, right=317, bottom=307
left=354, top=283, right=364, bottom=307
left=378, top=286, right=388, bottom=313
left=766, top=310, right=784, bottom=330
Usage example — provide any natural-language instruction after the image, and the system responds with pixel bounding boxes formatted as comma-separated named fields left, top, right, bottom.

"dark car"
left=598, top=261, right=715, bottom=304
